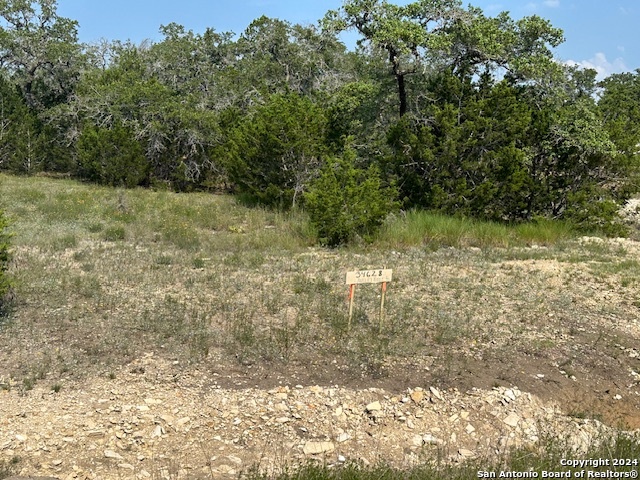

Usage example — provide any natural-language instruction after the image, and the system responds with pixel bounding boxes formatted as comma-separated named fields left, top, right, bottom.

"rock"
left=104, top=449, right=124, bottom=461
left=336, top=433, right=351, bottom=443
left=423, top=434, right=441, bottom=445
left=458, top=448, right=476, bottom=458
left=410, top=390, right=425, bottom=403
left=465, top=424, right=476, bottom=434
left=503, top=412, right=520, bottom=427
left=303, top=441, right=335, bottom=455
left=366, top=401, right=382, bottom=412
left=4, top=477, right=61, bottom=480
left=504, top=389, right=517, bottom=402
left=429, top=387, right=444, bottom=401
left=176, top=416, right=190, bottom=426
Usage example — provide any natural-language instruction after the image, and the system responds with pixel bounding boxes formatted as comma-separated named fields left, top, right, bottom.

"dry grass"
left=1, top=173, right=640, bottom=412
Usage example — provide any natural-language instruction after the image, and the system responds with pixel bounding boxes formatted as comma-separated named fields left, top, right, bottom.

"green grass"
left=3, top=173, right=640, bottom=476
left=0, top=172, right=627, bottom=392
left=375, top=210, right=577, bottom=250
left=242, top=432, right=640, bottom=480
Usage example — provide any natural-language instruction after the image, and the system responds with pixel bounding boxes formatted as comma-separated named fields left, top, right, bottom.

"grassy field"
left=0, top=173, right=587, bottom=379
left=2, top=173, right=640, bottom=478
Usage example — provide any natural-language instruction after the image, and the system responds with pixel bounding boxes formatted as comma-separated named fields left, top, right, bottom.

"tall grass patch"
left=376, top=210, right=577, bottom=249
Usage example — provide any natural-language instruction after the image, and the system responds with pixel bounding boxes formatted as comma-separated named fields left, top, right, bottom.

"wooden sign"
left=345, top=269, right=393, bottom=331
left=345, top=269, right=393, bottom=285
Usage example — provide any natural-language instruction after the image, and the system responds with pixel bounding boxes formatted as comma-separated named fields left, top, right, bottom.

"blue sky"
left=55, top=1, right=638, bottom=80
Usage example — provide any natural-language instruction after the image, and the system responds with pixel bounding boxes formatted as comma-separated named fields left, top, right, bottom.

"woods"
left=1, top=0, right=639, bottom=243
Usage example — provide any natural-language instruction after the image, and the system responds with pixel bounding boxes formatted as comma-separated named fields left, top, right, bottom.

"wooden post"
left=348, top=284, right=356, bottom=331
left=379, top=281, right=387, bottom=332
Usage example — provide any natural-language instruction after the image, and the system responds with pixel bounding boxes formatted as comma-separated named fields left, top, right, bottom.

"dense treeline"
left=1, top=0, right=639, bottom=244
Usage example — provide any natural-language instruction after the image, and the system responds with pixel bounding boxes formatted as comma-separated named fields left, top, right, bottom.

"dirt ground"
left=3, top=237, right=640, bottom=479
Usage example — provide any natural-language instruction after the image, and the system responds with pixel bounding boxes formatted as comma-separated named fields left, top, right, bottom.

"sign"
left=345, top=268, right=393, bottom=331
left=345, top=269, right=393, bottom=285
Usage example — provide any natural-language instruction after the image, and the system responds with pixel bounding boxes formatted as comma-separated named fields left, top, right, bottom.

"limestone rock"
left=104, top=449, right=124, bottom=461
left=303, top=441, right=335, bottom=455
left=503, top=412, right=520, bottom=427
left=365, top=401, right=382, bottom=412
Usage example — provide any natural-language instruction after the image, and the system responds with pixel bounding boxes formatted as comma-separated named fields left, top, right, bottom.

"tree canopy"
left=0, top=0, right=638, bottom=242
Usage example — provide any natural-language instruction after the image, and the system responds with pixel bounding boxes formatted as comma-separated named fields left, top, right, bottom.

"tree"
left=0, top=74, right=34, bottom=171
left=62, top=41, right=224, bottom=189
left=224, top=92, right=328, bottom=207
left=233, top=16, right=351, bottom=108
left=386, top=73, right=534, bottom=220
left=0, top=0, right=82, bottom=110
left=324, top=0, right=466, bottom=117
left=324, top=1, right=564, bottom=118
left=76, top=122, right=148, bottom=187
left=445, top=8, right=564, bottom=82
left=598, top=69, right=640, bottom=164
left=305, top=148, right=398, bottom=246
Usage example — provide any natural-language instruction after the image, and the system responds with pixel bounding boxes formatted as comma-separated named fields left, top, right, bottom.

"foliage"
left=384, top=69, right=631, bottom=232
left=0, top=0, right=637, bottom=242
left=0, top=75, right=47, bottom=174
left=224, top=92, right=328, bottom=207
left=304, top=148, right=398, bottom=246
left=76, top=122, right=148, bottom=187
left=0, top=0, right=82, bottom=110
left=598, top=69, right=640, bottom=185
left=0, top=208, right=11, bottom=311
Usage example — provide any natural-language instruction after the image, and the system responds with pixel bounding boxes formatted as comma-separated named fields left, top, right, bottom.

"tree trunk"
left=397, top=73, right=407, bottom=117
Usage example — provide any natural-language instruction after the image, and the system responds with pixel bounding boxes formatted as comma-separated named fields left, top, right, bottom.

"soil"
left=3, top=237, right=640, bottom=479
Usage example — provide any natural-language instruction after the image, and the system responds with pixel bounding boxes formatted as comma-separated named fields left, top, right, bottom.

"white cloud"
left=525, top=0, right=559, bottom=10
left=485, top=3, right=504, bottom=13
left=565, top=52, right=628, bottom=80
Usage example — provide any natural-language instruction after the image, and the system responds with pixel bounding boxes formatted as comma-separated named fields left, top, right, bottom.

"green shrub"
left=76, top=122, right=149, bottom=188
left=0, top=209, right=12, bottom=310
left=304, top=149, right=398, bottom=246
left=224, top=93, right=327, bottom=208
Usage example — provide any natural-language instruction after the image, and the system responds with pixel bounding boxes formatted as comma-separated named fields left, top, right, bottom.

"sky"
left=55, top=0, right=639, bottom=80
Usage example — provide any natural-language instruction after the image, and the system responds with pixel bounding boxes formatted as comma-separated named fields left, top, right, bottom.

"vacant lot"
left=1, top=174, right=640, bottom=479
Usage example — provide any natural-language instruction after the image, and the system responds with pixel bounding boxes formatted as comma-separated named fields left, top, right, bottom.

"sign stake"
left=379, top=281, right=387, bottom=332
left=348, top=283, right=356, bottom=331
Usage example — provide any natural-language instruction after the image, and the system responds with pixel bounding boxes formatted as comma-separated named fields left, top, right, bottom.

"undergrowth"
left=242, top=432, right=640, bottom=480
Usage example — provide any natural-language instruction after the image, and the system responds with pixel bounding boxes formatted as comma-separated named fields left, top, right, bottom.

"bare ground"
left=3, top=234, right=640, bottom=478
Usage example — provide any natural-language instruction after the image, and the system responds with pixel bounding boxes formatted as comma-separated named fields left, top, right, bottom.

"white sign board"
left=345, top=269, right=393, bottom=285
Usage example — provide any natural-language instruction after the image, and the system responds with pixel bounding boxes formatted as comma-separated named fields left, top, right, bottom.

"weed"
left=86, top=222, right=104, bottom=233
left=0, top=455, right=21, bottom=479
left=192, top=257, right=206, bottom=269
left=22, top=376, right=35, bottom=391
left=51, top=233, right=78, bottom=251
left=155, top=255, right=173, bottom=265
left=103, top=225, right=126, bottom=241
